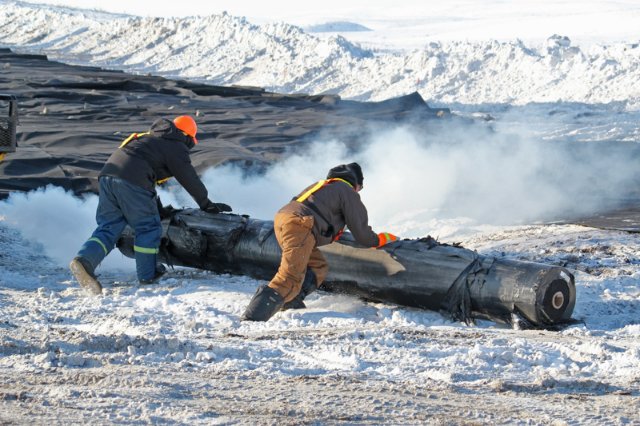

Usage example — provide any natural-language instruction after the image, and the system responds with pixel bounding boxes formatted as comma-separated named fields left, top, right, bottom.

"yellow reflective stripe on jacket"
left=118, top=132, right=172, bottom=186
left=119, top=132, right=150, bottom=148
left=295, top=178, right=353, bottom=203
left=333, top=178, right=353, bottom=188
left=296, top=180, right=325, bottom=202
left=133, top=245, right=159, bottom=254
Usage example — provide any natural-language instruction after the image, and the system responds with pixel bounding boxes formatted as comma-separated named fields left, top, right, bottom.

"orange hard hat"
left=173, top=115, right=198, bottom=144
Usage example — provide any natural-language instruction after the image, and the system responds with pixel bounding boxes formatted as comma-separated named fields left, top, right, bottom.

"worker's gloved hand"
left=202, top=200, right=233, bottom=214
left=377, top=232, right=398, bottom=247
left=158, top=204, right=177, bottom=219
left=156, top=197, right=177, bottom=219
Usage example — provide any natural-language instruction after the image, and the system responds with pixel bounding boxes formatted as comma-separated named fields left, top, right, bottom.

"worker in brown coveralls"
left=241, top=162, right=398, bottom=321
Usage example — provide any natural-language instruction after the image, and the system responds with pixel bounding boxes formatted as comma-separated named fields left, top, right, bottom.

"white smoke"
left=0, top=186, right=135, bottom=272
left=199, top=141, right=354, bottom=219
left=197, top=119, right=640, bottom=238
left=1, top=118, right=638, bottom=269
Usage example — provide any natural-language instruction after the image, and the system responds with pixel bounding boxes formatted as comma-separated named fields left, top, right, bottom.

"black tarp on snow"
left=3, top=48, right=640, bottom=232
left=0, top=48, right=451, bottom=198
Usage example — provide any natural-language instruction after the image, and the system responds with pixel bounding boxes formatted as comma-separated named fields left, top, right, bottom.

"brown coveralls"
left=268, top=179, right=379, bottom=302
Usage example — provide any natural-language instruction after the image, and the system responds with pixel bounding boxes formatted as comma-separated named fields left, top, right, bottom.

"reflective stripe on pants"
left=77, top=176, right=161, bottom=281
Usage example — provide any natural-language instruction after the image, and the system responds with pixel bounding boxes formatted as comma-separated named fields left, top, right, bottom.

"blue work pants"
left=77, top=176, right=161, bottom=281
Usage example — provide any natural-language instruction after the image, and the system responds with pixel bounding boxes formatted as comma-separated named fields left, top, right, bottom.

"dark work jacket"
left=279, top=180, right=379, bottom=248
left=100, top=119, right=209, bottom=208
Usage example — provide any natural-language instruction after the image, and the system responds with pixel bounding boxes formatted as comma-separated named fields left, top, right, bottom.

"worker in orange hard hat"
left=70, top=115, right=232, bottom=295
left=174, top=115, right=198, bottom=144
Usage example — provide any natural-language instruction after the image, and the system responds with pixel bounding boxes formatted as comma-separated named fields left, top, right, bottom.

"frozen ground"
left=1, top=219, right=639, bottom=423
left=1, top=0, right=640, bottom=423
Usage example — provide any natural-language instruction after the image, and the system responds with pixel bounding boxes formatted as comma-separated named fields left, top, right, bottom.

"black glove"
left=202, top=200, right=233, bottom=214
left=159, top=204, right=177, bottom=219
left=156, top=197, right=177, bottom=219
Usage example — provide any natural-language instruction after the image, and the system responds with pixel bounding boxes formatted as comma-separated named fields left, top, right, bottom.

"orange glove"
left=377, top=232, right=398, bottom=247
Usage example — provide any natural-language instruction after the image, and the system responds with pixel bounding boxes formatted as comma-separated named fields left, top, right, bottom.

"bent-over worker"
left=241, top=162, right=398, bottom=321
left=70, top=116, right=232, bottom=295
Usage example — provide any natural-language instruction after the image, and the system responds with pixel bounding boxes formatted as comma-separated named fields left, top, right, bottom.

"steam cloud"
left=0, top=187, right=135, bottom=273
left=1, top=118, right=638, bottom=270
left=200, top=120, right=640, bottom=236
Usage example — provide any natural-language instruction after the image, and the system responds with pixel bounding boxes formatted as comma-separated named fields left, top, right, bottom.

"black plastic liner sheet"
left=117, top=210, right=576, bottom=329
left=0, top=48, right=450, bottom=198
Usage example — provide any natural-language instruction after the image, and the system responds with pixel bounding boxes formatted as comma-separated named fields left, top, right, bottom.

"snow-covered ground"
left=1, top=0, right=640, bottom=423
left=2, top=0, right=640, bottom=106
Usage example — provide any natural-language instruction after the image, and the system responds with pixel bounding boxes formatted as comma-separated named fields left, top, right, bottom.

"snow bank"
left=1, top=1, right=639, bottom=106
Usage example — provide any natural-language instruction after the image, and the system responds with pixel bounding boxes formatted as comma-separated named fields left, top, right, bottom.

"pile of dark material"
left=0, top=48, right=451, bottom=198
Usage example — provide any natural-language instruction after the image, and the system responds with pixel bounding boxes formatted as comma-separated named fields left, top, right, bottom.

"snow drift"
left=1, top=1, right=639, bottom=106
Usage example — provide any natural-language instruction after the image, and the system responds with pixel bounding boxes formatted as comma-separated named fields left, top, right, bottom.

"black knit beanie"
left=327, top=162, right=363, bottom=187
left=347, top=162, right=364, bottom=186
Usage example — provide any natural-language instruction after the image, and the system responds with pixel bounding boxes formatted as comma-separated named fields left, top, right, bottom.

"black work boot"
left=69, top=256, right=102, bottom=295
left=139, top=264, right=167, bottom=285
left=282, top=269, right=318, bottom=310
left=241, top=285, right=285, bottom=321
